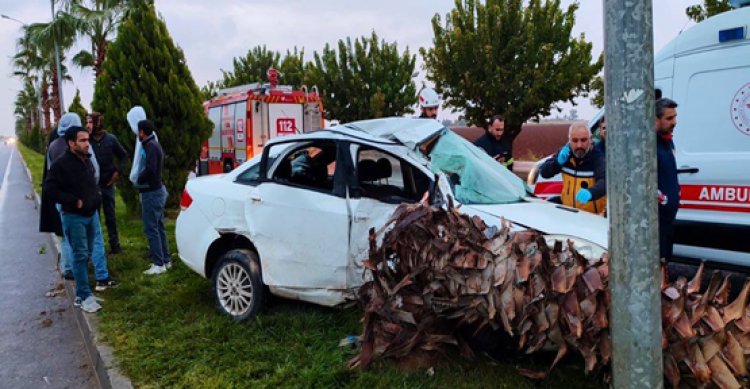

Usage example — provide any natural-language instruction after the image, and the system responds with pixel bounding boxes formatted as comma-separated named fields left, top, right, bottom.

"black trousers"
left=659, top=216, right=675, bottom=260
left=100, top=185, right=120, bottom=249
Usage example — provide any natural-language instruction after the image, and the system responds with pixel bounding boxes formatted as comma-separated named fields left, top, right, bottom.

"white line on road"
left=0, top=145, right=16, bottom=213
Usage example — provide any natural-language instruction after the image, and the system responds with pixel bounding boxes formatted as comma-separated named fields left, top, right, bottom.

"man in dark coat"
left=655, top=98, right=680, bottom=260
left=39, top=127, right=62, bottom=236
left=43, top=126, right=103, bottom=313
left=474, top=115, right=514, bottom=171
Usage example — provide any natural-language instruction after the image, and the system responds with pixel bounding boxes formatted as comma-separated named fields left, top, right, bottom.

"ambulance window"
left=352, top=146, right=430, bottom=204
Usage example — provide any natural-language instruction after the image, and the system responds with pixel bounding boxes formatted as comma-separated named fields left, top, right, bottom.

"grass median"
left=18, top=143, right=602, bottom=388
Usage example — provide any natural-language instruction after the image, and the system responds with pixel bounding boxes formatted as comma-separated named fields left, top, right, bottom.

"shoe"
left=80, top=296, right=102, bottom=313
left=110, top=245, right=123, bottom=255
left=143, top=265, right=167, bottom=275
left=95, top=279, right=119, bottom=291
left=62, top=271, right=74, bottom=280
left=73, top=297, right=82, bottom=308
left=164, top=261, right=172, bottom=270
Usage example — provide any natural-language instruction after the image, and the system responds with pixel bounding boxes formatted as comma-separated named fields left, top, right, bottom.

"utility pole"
left=51, top=0, right=65, bottom=113
left=604, top=0, right=662, bottom=387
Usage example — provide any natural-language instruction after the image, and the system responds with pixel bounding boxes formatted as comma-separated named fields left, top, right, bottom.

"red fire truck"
left=199, top=70, right=324, bottom=175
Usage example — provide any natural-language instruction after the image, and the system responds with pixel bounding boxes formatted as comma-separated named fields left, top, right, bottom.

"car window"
left=235, top=162, right=261, bottom=184
left=352, top=145, right=431, bottom=204
left=267, top=140, right=338, bottom=193
left=427, top=130, right=529, bottom=204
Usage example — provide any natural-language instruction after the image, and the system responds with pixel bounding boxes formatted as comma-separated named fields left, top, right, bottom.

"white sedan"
left=176, top=118, right=607, bottom=320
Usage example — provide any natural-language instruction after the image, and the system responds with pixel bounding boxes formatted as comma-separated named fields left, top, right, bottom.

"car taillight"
left=180, top=189, right=193, bottom=210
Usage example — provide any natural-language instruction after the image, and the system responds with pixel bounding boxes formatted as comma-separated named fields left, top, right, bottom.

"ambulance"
left=531, top=4, right=750, bottom=266
left=199, top=69, right=324, bottom=175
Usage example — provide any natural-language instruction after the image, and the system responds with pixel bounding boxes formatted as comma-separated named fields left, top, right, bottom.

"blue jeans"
left=57, top=204, right=73, bottom=275
left=91, top=212, right=110, bottom=281
left=140, top=186, right=169, bottom=266
left=61, top=213, right=95, bottom=300
left=58, top=206, right=109, bottom=281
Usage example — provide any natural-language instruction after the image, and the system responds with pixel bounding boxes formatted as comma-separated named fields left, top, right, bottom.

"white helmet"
left=418, top=88, right=440, bottom=109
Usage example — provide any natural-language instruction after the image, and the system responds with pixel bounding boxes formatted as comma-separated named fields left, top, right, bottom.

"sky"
left=0, top=0, right=704, bottom=137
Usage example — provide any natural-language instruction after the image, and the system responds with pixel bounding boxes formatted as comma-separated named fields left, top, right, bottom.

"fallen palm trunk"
left=350, top=203, right=750, bottom=388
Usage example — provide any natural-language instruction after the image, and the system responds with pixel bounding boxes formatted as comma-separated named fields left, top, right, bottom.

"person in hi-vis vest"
left=540, top=122, right=607, bottom=215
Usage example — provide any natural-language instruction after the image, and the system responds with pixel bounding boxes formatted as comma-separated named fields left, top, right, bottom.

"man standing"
left=137, top=120, right=170, bottom=274
left=44, top=127, right=102, bottom=313
left=655, top=98, right=680, bottom=260
left=594, top=116, right=607, bottom=157
left=540, top=123, right=607, bottom=214
left=87, top=112, right=128, bottom=254
left=418, top=87, right=440, bottom=119
left=474, top=115, right=514, bottom=170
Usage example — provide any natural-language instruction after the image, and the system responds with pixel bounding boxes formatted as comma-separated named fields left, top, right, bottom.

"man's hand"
left=76, top=199, right=83, bottom=209
left=658, top=190, right=668, bottom=205
left=556, top=144, right=571, bottom=166
left=575, top=189, right=592, bottom=204
left=494, top=154, right=506, bottom=163
left=107, top=171, right=120, bottom=187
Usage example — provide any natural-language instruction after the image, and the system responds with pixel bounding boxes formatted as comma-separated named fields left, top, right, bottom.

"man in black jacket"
left=136, top=120, right=170, bottom=275
left=87, top=112, right=128, bottom=254
left=43, top=127, right=102, bottom=313
left=474, top=115, right=514, bottom=171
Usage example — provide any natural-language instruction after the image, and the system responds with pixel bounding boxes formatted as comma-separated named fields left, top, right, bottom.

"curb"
left=18, top=147, right=134, bottom=389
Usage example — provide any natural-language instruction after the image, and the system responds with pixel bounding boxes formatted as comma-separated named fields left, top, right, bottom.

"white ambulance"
left=532, top=4, right=750, bottom=266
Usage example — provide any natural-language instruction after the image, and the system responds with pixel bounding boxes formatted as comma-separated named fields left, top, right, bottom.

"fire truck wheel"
left=212, top=249, right=264, bottom=321
left=223, top=161, right=233, bottom=173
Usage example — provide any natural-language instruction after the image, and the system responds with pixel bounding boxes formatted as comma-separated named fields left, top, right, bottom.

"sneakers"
left=143, top=264, right=167, bottom=275
left=74, top=296, right=102, bottom=313
left=62, top=271, right=74, bottom=280
left=80, top=296, right=102, bottom=313
left=109, top=245, right=123, bottom=255
left=95, top=279, right=119, bottom=291
left=164, top=261, right=172, bottom=270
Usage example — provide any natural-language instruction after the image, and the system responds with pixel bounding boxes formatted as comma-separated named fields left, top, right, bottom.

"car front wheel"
left=212, top=249, right=264, bottom=321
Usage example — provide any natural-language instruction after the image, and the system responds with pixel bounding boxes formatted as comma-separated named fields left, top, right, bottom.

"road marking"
left=0, top=146, right=16, bottom=213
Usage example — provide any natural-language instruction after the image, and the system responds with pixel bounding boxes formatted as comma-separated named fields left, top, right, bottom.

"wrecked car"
left=176, top=117, right=608, bottom=320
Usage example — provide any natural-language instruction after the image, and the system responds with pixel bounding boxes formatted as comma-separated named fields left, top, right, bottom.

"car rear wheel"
left=212, top=249, right=264, bottom=321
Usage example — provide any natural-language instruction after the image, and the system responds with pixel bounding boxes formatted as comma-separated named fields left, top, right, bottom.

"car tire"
left=212, top=249, right=264, bottom=321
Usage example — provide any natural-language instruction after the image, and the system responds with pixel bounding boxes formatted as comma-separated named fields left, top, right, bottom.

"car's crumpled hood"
left=462, top=199, right=608, bottom=248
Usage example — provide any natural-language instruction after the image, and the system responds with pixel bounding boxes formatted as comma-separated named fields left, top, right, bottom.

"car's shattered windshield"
left=427, top=130, right=529, bottom=205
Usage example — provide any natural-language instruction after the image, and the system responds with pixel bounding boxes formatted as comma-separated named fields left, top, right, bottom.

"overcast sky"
left=1, top=0, right=703, bottom=137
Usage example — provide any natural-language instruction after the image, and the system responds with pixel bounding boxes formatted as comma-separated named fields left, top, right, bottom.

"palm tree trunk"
left=51, top=68, right=62, bottom=123
left=41, top=79, right=52, bottom=135
left=94, top=40, right=107, bottom=77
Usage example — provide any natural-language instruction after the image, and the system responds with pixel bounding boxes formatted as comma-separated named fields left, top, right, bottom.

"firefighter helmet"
left=418, top=88, right=440, bottom=109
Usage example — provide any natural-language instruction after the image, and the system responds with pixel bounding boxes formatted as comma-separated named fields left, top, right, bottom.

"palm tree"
left=68, top=0, right=129, bottom=78
left=25, top=8, right=79, bottom=123
left=12, top=28, right=51, bottom=133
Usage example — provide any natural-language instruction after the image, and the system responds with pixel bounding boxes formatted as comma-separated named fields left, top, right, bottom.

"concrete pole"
left=51, top=0, right=65, bottom=113
left=604, top=0, right=663, bottom=387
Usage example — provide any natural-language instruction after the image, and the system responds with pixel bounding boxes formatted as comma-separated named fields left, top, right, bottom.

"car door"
left=345, top=143, right=433, bottom=289
left=245, top=139, right=350, bottom=290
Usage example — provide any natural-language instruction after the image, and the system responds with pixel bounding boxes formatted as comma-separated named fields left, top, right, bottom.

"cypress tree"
left=68, top=89, right=88, bottom=124
left=92, top=1, right=211, bottom=211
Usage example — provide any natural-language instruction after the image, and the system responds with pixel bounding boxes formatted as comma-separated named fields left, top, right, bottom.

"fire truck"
left=198, top=69, right=324, bottom=175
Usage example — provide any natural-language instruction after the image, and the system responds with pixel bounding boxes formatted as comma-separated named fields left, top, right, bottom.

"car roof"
left=266, top=117, right=446, bottom=149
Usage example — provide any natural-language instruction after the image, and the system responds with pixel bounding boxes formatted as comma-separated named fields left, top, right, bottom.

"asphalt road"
left=0, top=142, right=97, bottom=388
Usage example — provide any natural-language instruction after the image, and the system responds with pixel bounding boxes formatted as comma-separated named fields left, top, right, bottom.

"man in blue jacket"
left=655, top=98, right=680, bottom=261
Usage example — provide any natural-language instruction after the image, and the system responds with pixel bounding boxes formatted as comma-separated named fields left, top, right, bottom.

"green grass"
left=17, top=142, right=44, bottom=193
left=17, top=143, right=603, bottom=388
